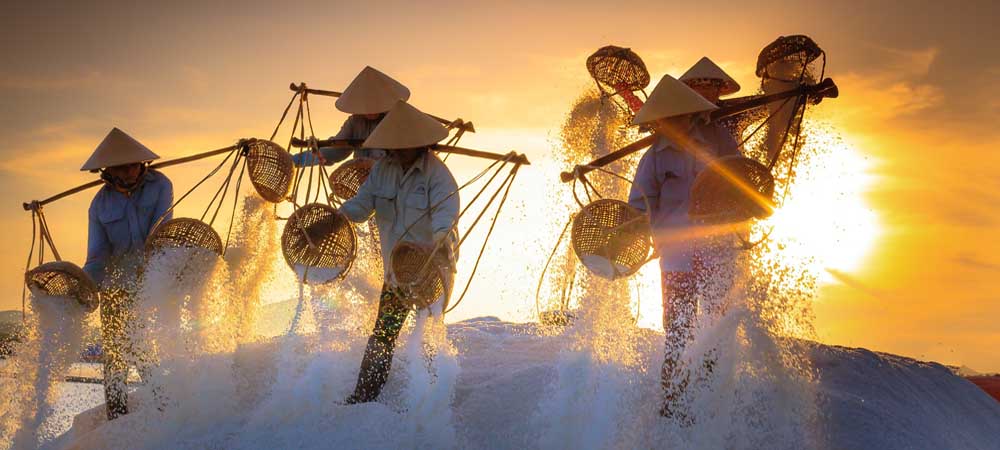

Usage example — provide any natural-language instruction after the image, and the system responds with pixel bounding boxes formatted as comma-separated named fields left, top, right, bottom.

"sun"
left=757, top=121, right=880, bottom=279
left=631, top=120, right=879, bottom=329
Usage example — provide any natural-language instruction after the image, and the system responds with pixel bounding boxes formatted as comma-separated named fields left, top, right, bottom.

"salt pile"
left=30, top=316, right=1000, bottom=450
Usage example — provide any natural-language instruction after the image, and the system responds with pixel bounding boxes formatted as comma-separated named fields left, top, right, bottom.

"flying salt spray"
left=0, top=294, right=91, bottom=449
left=125, top=245, right=237, bottom=442
left=535, top=90, right=647, bottom=450
left=398, top=299, right=460, bottom=449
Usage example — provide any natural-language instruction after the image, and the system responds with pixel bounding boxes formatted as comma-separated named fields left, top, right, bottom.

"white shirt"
left=340, top=151, right=460, bottom=277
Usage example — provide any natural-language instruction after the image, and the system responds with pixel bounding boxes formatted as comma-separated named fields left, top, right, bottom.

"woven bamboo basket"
left=329, top=157, right=376, bottom=202
left=571, top=199, right=651, bottom=279
left=146, top=218, right=224, bottom=256
left=586, top=46, right=650, bottom=94
left=281, top=203, right=356, bottom=282
left=246, top=139, right=294, bottom=203
left=756, top=35, right=823, bottom=80
left=25, top=261, right=99, bottom=310
left=689, top=156, right=775, bottom=223
left=390, top=241, right=451, bottom=310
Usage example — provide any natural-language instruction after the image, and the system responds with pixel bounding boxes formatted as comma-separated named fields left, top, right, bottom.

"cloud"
left=861, top=44, right=939, bottom=77
left=832, top=73, right=944, bottom=126
left=0, top=140, right=93, bottom=176
left=953, top=255, right=1000, bottom=272
left=825, top=269, right=894, bottom=302
left=0, top=70, right=105, bottom=91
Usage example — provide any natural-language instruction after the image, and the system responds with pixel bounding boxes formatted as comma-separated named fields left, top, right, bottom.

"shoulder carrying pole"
left=432, top=144, right=531, bottom=165
left=289, top=82, right=477, bottom=134
left=559, top=78, right=838, bottom=182
left=289, top=139, right=531, bottom=165
left=22, top=142, right=245, bottom=211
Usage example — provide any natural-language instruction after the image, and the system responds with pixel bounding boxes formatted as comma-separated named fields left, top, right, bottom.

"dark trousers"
left=660, top=252, right=730, bottom=422
left=660, top=270, right=698, bottom=421
left=100, top=289, right=135, bottom=420
left=347, top=285, right=410, bottom=403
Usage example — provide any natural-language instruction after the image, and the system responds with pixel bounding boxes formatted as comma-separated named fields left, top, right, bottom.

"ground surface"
left=31, top=317, right=1000, bottom=450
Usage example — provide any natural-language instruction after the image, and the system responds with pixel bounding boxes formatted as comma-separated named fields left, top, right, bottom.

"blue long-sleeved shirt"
left=83, top=169, right=173, bottom=286
left=627, top=120, right=739, bottom=272
left=292, top=115, right=386, bottom=167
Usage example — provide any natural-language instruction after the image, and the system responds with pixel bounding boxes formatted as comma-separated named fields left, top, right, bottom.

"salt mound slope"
left=811, top=345, right=1000, bottom=449
left=55, top=317, right=1000, bottom=450
left=452, top=318, right=1000, bottom=450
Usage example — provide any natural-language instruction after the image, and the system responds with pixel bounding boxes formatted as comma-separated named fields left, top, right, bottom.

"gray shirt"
left=627, top=120, right=740, bottom=272
left=339, top=151, right=460, bottom=278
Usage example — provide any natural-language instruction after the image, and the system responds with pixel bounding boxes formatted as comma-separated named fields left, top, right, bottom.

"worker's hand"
left=312, top=148, right=327, bottom=165
left=433, top=230, right=457, bottom=268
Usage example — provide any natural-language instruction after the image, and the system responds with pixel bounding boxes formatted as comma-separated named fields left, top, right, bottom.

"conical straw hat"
left=363, top=101, right=449, bottom=150
left=679, top=57, right=741, bottom=96
left=631, top=75, right=718, bottom=125
left=80, top=128, right=160, bottom=171
left=335, top=66, right=411, bottom=114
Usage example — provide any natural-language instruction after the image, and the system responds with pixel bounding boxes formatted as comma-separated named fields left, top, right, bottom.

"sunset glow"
left=1, top=1, right=997, bottom=376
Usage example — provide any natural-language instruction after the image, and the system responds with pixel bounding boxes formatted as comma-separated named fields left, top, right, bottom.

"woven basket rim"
left=586, top=45, right=650, bottom=92
left=281, top=202, right=357, bottom=279
left=145, top=217, right=224, bottom=256
left=571, top=199, right=651, bottom=279
left=25, top=260, right=99, bottom=309
left=245, top=139, right=294, bottom=203
left=390, top=240, right=450, bottom=309
left=756, top=35, right=823, bottom=78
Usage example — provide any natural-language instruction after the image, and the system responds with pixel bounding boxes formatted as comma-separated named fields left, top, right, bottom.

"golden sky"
left=2, top=1, right=998, bottom=371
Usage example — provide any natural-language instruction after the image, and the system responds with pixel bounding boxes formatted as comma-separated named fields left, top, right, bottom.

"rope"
left=579, top=173, right=603, bottom=201
left=737, top=96, right=794, bottom=150
left=22, top=209, right=38, bottom=322
left=446, top=164, right=520, bottom=314
left=456, top=167, right=517, bottom=249
left=740, top=60, right=817, bottom=250
left=269, top=91, right=300, bottom=142
left=456, top=162, right=512, bottom=247
left=397, top=156, right=509, bottom=243
left=222, top=157, right=248, bottom=255
left=535, top=217, right=573, bottom=320
left=440, top=128, right=468, bottom=162
left=570, top=177, right=586, bottom=208
left=304, top=92, right=328, bottom=205
left=318, top=163, right=332, bottom=206
left=300, top=101, right=314, bottom=206
left=288, top=99, right=306, bottom=204
left=151, top=146, right=238, bottom=233
left=401, top=157, right=513, bottom=295
left=389, top=153, right=519, bottom=314
left=36, top=208, right=61, bottom=261
left=203, top=150, right=244, bottom=225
